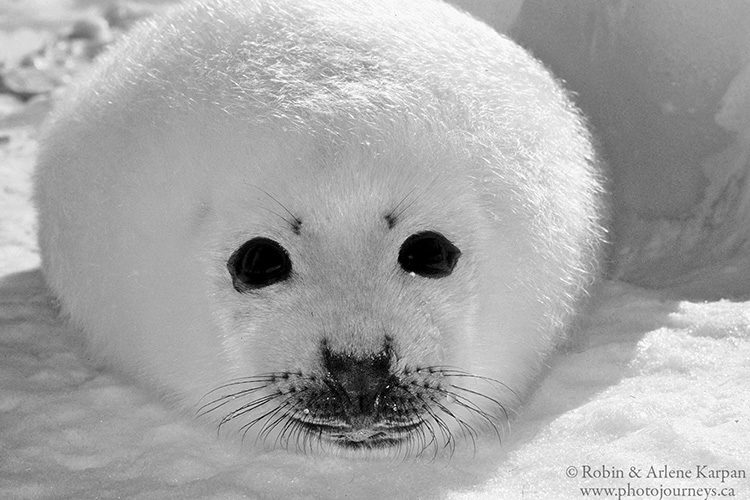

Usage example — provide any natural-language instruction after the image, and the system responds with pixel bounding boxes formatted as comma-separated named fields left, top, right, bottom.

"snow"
left=1, top=1, right=749, bottom=499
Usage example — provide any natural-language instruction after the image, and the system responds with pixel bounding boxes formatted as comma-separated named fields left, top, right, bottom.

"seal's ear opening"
left=398, top=231, right=461, bottom=278
left=227, top=237, right=292, bottom=291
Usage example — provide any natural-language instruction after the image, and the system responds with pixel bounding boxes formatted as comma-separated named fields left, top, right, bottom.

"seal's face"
left=36, top=0, right=604, bottom=457
left=191, top=127, right=518, bottom=454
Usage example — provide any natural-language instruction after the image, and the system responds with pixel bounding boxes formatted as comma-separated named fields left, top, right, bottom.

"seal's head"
left=36, top=0, right=605, bottom=455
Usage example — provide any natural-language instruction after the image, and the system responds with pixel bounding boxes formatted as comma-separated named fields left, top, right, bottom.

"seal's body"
left=36, top=0, right=605, bottom=454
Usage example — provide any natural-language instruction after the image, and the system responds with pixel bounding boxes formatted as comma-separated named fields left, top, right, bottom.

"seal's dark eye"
left=398, top=231, right=461, bottom=278
left=227, top=237, right=292, bottom=291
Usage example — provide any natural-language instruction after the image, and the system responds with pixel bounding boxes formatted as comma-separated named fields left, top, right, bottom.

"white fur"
left=35, top=0, right=605, bottom=452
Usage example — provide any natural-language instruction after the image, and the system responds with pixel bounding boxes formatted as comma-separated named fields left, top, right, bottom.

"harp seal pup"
left=35, top=0, right=605, bottom=455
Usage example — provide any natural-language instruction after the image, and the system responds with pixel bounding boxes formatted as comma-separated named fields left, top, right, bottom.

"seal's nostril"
left=321, top=338, right=393, bottom=415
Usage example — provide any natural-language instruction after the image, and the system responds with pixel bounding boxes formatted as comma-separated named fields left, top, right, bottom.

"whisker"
left=427, top=394, right=477, bottom=456
left=196, top=385, right=272, bottom=418
left=240, top=398, right=295, bottom=446
left=417, top=395, right=455, bottom=455
left=256, top=187, right=302, bottom=231
left=391, top=175, right=441, bottom=222
left=260, top=399, right=302, bottom=445
left=196, top=363, right=514, bottom=457
left=218, top=392, right=283, bottom=431
left=448, top=384, right=511, bottom=422
left=412, top=400, right=439, bottom=460
left=419, top=366, right=520, bottom=400
left=433, top=387, right=502, bottom=443
left=386, top=185, right=418, bottom=225
left=276, top=403, right=306, bottom=450
left=197, top=373, right=290, bottom=402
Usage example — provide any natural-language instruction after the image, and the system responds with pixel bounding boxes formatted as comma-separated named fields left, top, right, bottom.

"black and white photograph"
left=0, top=1, right=748, bottom=498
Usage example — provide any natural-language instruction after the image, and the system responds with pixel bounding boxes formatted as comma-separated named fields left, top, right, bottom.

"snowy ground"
left=1, top=1, right=749, bottom=499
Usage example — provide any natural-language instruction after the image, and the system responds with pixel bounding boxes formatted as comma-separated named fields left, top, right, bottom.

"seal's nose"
left=321, top=339, right=393, bottom=416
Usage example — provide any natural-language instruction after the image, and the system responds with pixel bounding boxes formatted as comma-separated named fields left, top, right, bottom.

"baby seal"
left=35, top=0, right=605, bottom=455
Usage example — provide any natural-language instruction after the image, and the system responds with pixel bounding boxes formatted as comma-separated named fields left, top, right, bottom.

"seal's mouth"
left=294, top=419, right=424, bottom=449
left=197, top=366, right=514, bottom=456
